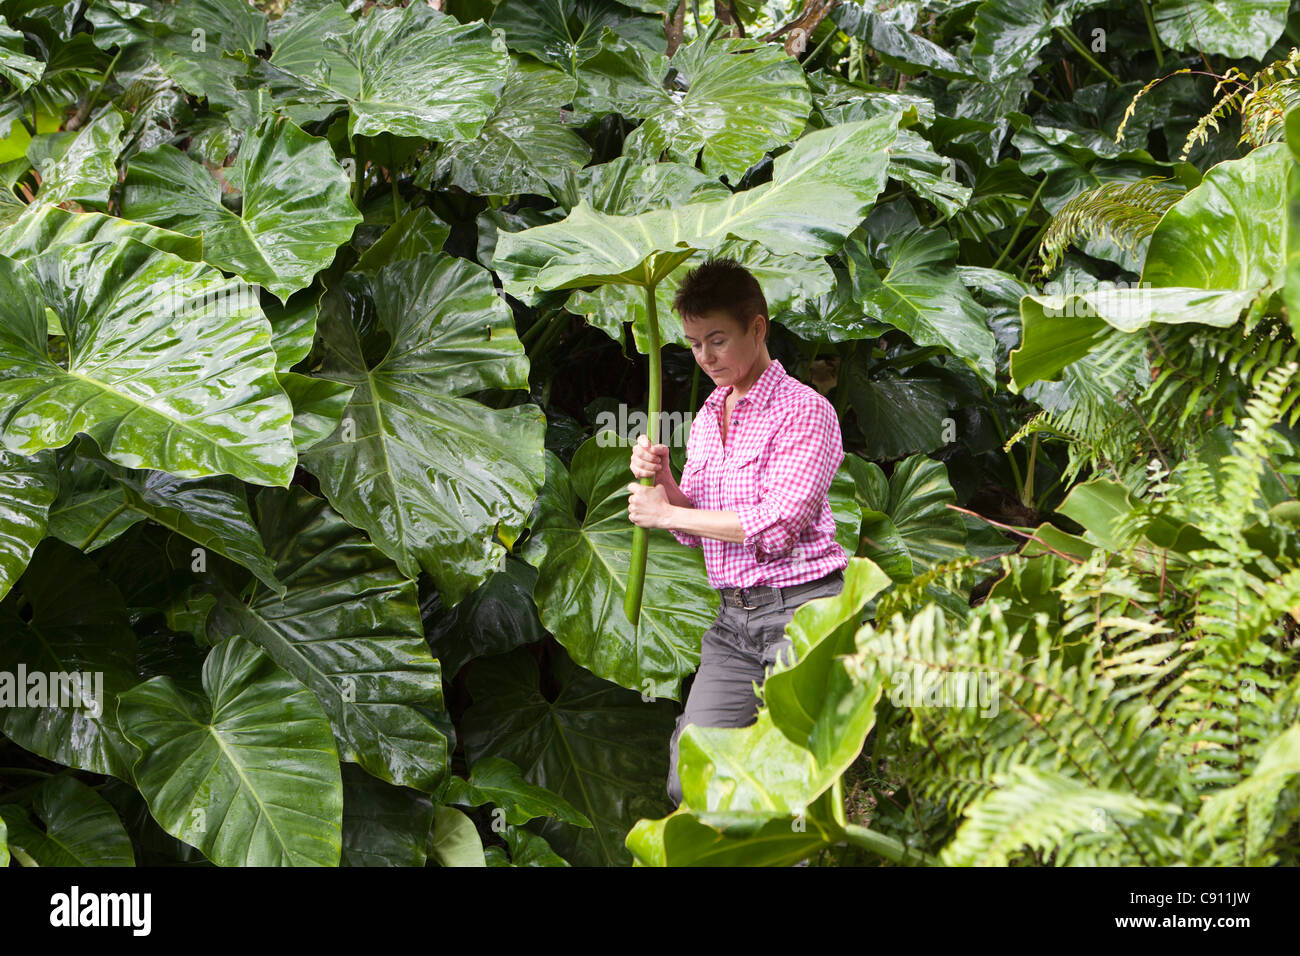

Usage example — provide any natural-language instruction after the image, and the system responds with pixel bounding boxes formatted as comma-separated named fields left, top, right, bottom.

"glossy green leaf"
left=844, top=362, right=955, bottom=459
left=416, top=58, right=590, bottom=200
left=460, top=644, right=677, bottom=867
left=29, top=108, right=123, bottom=210
left=445, top=755, right=592, bottom=827
left=493, top=113, right=903, bottom=299
left=846, top=229, right=997, bottom=388
left=678, top=709, right=849, bottom=813
left=353, top=207, right=452, bottom=275
left=0, top=448, right=55, bottom=601
left=206, top=487, right=448, bottom=793
left=846, top=453, right=968, bottom=581
left=521, top=439, right=718, bottom=700
left=971, top=0, right=1112, bottom=82
left=1153, top=0, right=1289, bottom=60
left=45, top=445, right=143, bottom=552
left=341, top=763, right=435, bottom=867
left=490, top=1, right=666, bottom=74
left=627, top=808, right=838, bottom=866
left=0, top=16, right=44, bottom=93
left=577, top=30, right=811, bottom=183
left=0, top=203, right=202, bottom=262
left=429, top=805, right=486, bottom=867
left=300, top=252, right=546, bottom=606
left=0, top=540, right=138, bottom=780
left=268, top=1, right=509, bottom=141
left=834, top=1, right=975, bottom=80
left=424, top=555, right=548, bottom=680
left=765, top=557, right=893, bottom=760
left=0, top=241, right=297, bottom=486
left=1141, top=144, right=1289, bottom=294
left=0, top=776, right=133, bottom=866
left=264, top=285, right=323, bottom=373
left=121, top=112, right=361, bottom=303
left=79, top=446, right=283, bottom=594
left=278, top=371, right=354, bottom=454
left=1010, top=287, right=1256, bottom=390
left=117, top=634, right=343, bottom=867
left=488, top=824, right=571, bottom=866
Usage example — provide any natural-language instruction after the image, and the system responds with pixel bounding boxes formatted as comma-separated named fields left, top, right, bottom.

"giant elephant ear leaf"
left=267, top=1, right=509, bottom=141
left=0, top=15, right=44, bottom=93
left=1152, top=0, right=1290, bottom=60
left=846, top=228, right=998, bottom=388
left=1012, top=144, right=1292, bottom=389
left=1141, top=144, right=1289, bottom=294
left=0, top=540, right=139, bottom=780
left=117, top=634, right=343, bottom=867
left=847, top=452, right=968, bottom=581
left=492, top=112, right=904, bottom=300
left=576, top=29, right=812, bottom=183
left=206, top=487, right=449, bottom=793
left=970, top=0, right=1113, bottom=82
left=78, top=445, right=283, bottom=595
left=490, top=3, right=667, bottom=74
left=0, top=448, right=56, bottom=600
left=121, top=112, right=362, bottom=304
left=415, top=57, right=591, bottom=201
left=522, top=439, right=718, bottom=700
left=0, top=240, right=296, bottom=486
left=0, top=204, right=202, bottom=262
left=300, top=251, right=545, bottom=606
left=0, top=776, right=134, bottom=866
left=28, top=107, right=124, bottom=210
left=340, top=764, right=435, bottom=867
left=460, top=644, right=678, bottom=867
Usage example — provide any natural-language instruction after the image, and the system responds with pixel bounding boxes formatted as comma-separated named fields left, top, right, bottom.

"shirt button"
left=731, top=419, right=739, bottom=425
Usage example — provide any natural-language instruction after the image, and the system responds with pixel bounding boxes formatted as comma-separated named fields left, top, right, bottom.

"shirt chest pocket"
left=680, top=455, right=709, bottom=506
left=721, top=445, right=764, bottom=509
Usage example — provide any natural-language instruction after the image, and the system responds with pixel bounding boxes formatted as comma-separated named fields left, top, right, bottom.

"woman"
left=625, top=258, right=848, bottom=808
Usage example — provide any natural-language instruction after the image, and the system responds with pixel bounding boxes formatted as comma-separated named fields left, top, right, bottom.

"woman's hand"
left=627, top=482, right=673, bottom=530
left=629, top=433, right=670, bottom=483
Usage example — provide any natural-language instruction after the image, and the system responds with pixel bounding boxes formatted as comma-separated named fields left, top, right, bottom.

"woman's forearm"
left=665, top=503, right=746, bottom=544
left=659, top=470, right=692, bottom=509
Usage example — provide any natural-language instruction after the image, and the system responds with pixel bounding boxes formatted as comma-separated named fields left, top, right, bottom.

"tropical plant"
left=0, top=0, right=1296, bottom=868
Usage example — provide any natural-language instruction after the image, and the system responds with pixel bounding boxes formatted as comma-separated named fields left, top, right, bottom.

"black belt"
left=718, top=568, right=844, bottom=610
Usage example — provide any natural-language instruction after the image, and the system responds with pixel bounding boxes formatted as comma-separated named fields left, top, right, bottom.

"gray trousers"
left=666, top=569, right=846, bottom=808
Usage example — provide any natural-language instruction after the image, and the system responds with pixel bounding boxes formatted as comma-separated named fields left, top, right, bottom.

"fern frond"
left=941, top=765, right=1183, bottom=866
left=1181, top=66, right=1253, bottom=160
left=1115, top=68, right=1191, bottom=144
left=854, top=600, right=1190, bottom=859
left=874, top=554, right=985, bottom=624
left=1239, top=47, right=1300, bottom=149
left=1187, top=724, right=1300, bottom=865
left=1036, top=177, right=1183, bottom=276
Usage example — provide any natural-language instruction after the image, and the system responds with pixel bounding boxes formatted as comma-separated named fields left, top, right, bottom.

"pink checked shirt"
left=670, top=358, right=848, bottom=589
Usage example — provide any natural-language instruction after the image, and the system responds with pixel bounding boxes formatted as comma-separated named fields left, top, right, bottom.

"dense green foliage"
left=0, top=0, right=1298, bottom=866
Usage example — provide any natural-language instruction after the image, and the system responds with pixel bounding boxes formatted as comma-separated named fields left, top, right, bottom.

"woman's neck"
left=730, top=351, right=772, bottom=400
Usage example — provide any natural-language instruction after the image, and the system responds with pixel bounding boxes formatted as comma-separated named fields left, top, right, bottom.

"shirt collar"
left=702, top=358, right=786, bottom=412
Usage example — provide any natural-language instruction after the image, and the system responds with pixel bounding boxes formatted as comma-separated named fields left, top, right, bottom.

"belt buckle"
left=739, top=587, right=758, bottom=610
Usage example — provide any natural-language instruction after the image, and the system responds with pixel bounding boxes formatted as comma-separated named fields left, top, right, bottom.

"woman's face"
left=681, top=309, right=764, bottom=388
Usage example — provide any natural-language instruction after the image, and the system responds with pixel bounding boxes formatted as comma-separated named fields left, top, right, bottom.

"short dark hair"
left=673, top=257, right=769, bottom=340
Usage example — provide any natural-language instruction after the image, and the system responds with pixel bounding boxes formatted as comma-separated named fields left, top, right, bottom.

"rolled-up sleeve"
left=733, top=396, right=842, bottom=561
